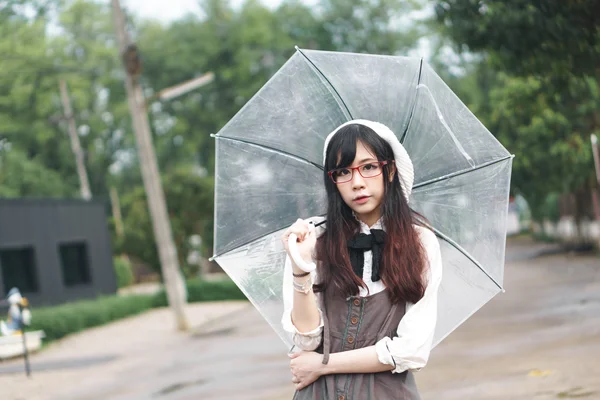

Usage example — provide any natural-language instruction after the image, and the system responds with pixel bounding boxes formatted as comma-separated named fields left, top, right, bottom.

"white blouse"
left=281, top=217, right=443, bottom=374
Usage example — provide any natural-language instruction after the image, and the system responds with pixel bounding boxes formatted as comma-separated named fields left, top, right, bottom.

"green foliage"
left=152, top=278, right=246, bottom=307
left=488, top=73, right=598, bottom=213
left=434, top=0, right=600, bottom=78
left=164, top=169, right=215, bottom=275
left=113, top=255, right=134, bottom=288
left=538, top=193, right=560, bottom=223
left=1, top=0, right=425, bottom=273
left=114, top=169, right=214, bottom=276
left=317, top=0, right=423, bottom=54
left=0, top=0, right=128, bottom=199
left=0, top=148, right=73, bottom=197
left=434, top=0, right=600, bottom=217
left=28, top=278, right=247, bottom=342
left=29, top=294, right=156, bottom=341
left=111, top=0, right=424, bottom=271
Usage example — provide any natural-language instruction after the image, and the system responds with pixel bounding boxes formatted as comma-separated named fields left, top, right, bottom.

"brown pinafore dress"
left=293, top=288, right=421, bottom=400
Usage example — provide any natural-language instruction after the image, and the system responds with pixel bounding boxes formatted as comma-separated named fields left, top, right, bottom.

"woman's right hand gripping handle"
left=282, top=219, right=317, bottom=273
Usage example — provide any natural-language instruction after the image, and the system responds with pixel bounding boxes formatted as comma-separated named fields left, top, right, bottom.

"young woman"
left=281, top=120, right=443, bottom=400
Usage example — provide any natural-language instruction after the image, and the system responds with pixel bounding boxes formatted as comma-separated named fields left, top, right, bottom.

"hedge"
left=113, top=256, right=134, bottom=288
left=151, top=278, right=247, bottom=307
left=28, top=278, right=246, bottom=342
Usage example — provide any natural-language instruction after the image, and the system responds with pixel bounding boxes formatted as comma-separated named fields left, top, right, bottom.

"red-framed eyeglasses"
left=327, top=160, right=392, bottom=184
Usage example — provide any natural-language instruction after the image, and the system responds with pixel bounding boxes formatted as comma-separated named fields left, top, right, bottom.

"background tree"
left=0, top=0, right=432, bottom=277
left=434, top=0, right=599, bottom=78
left=434, top=0, right=600, bottom=220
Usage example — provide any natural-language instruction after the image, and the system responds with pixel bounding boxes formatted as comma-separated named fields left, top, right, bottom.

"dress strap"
left=377, top=303, right=398, bottom=340
left=321, top=294, right=331, bottom=364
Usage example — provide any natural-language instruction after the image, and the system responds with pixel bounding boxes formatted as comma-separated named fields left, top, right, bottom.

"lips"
left=353, top=195, right=370, bottom=204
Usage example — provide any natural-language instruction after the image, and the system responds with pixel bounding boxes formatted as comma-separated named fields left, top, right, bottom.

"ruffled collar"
left=353, top=212, right=385, bottom=233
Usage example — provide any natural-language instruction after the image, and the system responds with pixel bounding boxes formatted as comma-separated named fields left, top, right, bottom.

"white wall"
left=532, top=216, right=600, bottom=244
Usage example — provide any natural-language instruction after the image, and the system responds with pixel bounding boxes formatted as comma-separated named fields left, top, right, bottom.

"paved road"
left=1, top=237, right=599, bottom=400
left=417, top=239, right=600, bottom=400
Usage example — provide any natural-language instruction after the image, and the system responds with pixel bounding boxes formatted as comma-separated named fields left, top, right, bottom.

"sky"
left=121, top=0, right=203, bottom=22
left=115, top=0, right=435, bottom=60
left=118, top=0, right=314, bottom=23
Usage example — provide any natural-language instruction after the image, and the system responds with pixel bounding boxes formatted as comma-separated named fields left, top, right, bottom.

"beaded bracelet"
left=292, top=275, right=312, bottom=294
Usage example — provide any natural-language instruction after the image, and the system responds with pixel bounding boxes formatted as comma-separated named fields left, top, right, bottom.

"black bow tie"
left=347, top=229, right=386, bottom=282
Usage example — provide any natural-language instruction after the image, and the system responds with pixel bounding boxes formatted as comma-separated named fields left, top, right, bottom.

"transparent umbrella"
left=211, top=48, right=513, bottom=349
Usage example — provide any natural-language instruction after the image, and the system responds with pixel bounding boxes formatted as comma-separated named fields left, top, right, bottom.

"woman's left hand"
left=289, top=351, right=326, bottom=391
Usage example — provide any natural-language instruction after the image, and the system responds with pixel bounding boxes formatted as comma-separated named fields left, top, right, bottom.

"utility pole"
left=110, top=186, right=125, bottom=238
left=591, top=134, right=600, bottom=223
left=59, top=80, right=92, bottom=201
left=110, top=0, right=189, bottom=330
left=592, top=134, right=600, bottom=186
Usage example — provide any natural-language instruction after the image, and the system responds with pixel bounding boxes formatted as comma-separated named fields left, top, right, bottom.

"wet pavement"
left=417, top=238, right=600, bottom=400
left=0, top=237, right=598, bottom=400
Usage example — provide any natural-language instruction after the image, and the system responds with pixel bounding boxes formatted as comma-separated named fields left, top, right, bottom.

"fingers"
left=282, top=219, right=311, bottom=242
left=294, top=219, right=310, bottom=240
left=288, top=352, right=301, bottom=359
left=291, top=376, right=305, bottom=391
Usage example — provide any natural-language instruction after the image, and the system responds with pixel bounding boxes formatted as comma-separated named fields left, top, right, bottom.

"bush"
left=538, top=192, right=560, bottom=223
left=151, top=278, right=246, bottom=306
left=114, top=256, right=134, bottom=288
left=29, top=295, right=155, bottom=342
left=27, top=278, right=247, bottom=342
left=187, top=279, right=246, bottom=302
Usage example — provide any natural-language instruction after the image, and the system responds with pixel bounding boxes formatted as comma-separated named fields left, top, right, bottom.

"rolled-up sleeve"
left=375, top=227, right=443, bottom=373
left=281, top=254, right=324, bottom=351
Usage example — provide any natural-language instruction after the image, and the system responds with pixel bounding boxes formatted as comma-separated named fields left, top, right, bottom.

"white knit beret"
left=323, top=119, right=414, bottom=202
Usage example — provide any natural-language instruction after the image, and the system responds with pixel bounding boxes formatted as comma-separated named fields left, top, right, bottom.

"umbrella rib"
left=400, top=58, right=423, bottom=144
left=295, top=47, right=354, bottom=121
left=416, top=83, right=475, bottom=166
left=212, top=134, right=325, bottom=172
left=210, top=135, right=325, bottom=258
left=213, top=214, right=504, bottom=292
left=428, top=225, right=504, bottom=291
left=211, top=214, right=327, bottom=260
left=413, top=154, right=514, bottom=190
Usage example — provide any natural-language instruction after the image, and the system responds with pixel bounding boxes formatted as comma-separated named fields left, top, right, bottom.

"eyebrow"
left=335, top=157, right=376, bottom=168
left=355, top=157, right=376, bottom=164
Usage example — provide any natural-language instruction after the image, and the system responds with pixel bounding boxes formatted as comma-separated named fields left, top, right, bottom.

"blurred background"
left=0, top=1, right=598, bottom=399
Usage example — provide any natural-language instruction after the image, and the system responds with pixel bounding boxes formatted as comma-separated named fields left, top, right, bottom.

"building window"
left=0, top=247, right=39, bottom=294
left=59, top=242, right=91, bottom=286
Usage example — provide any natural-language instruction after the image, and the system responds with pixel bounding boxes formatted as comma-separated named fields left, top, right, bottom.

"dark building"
left=0, top=199, right=117, bottom=306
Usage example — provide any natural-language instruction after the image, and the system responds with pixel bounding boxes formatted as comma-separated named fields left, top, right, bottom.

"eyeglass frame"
left=327, top=160, right=392, bottom=184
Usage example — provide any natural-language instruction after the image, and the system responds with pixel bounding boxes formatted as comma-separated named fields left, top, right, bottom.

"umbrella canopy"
left=211, top=48, right=513, bottom=349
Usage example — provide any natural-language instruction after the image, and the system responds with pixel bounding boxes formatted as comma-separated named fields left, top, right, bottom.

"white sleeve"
left=281, top=254, right=324, bottom=351
left=375, top=228, right=443, bottom=373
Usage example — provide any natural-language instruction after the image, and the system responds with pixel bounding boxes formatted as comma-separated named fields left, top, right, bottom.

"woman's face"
left=334, top=141, right=391, bottom=227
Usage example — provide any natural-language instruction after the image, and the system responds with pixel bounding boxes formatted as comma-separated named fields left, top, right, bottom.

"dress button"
left=351, top=317, right=358, bottom=325
left=353, top=299, right=360, bottom=306
left=347, top=336, right=354, bottom=344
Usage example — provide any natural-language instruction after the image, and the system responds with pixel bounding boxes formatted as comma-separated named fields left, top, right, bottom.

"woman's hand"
left=281, top=218, right=316, bottom=266
left=289, top=351, right=326, bottom=391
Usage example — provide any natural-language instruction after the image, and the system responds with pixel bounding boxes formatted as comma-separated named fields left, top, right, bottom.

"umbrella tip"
left=295, top=45, right=300, bottom=51
left=209, top=256, right=215, bottom=262
left=210, top=133, right=217, bottom=138
left=501, top=288, right=506, bottom=293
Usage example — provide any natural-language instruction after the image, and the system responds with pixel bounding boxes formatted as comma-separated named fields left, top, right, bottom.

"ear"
left=388, top=163, right=396, bottom=183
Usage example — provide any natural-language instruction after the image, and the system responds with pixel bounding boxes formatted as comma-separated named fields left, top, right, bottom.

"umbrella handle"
left=287, top=233, right=316, bottom=273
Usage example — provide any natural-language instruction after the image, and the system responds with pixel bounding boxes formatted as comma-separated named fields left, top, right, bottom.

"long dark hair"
left=314, top=124, right=428, bottom=305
